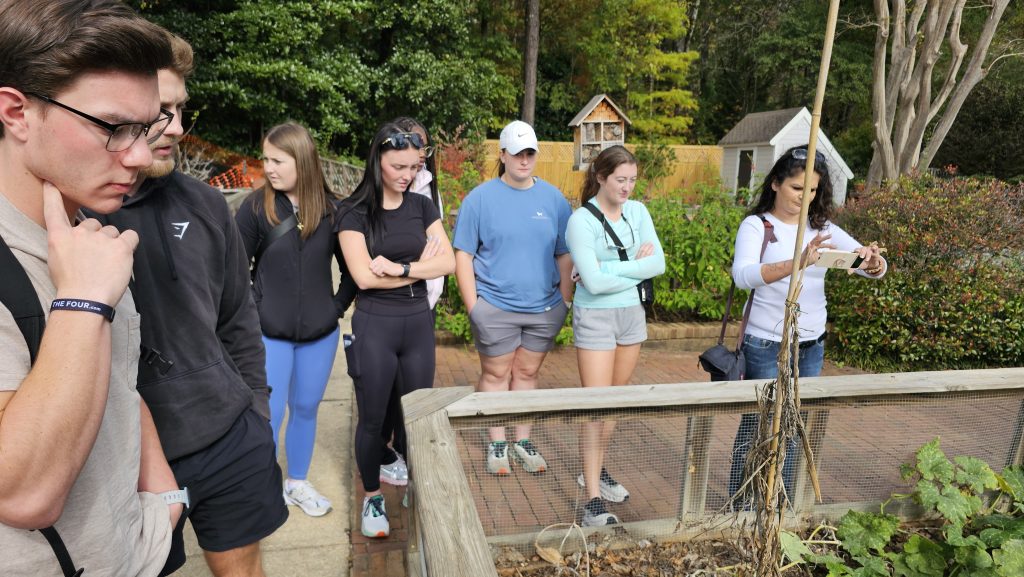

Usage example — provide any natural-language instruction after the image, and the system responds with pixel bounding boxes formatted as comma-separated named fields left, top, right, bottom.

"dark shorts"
left=169, top=407, right=288, bottom=552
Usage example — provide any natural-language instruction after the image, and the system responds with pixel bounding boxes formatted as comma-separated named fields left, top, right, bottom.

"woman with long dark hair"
left=728, top=145, right=887, bottom=500
left=566, top=145, right=664, bottom=526
left=335, top=121, right=455, bottom=538
left=236, top=121, right=345, bottom=517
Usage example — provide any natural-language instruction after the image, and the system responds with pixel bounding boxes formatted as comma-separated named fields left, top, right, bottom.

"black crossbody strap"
left=252, top=212, right=298, bottom=277
left=582, top=203, right=629, bottom=262
left=0, top=235, right=82, bottom=577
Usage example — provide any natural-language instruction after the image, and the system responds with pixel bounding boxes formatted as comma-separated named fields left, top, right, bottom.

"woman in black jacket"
left=236, top=121, right=350, bottom=518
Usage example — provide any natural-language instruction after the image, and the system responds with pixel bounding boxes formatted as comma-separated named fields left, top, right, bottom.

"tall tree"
left=867, top=0, right=1017, bottom=188
left=521, top=0, right=539, bottom=124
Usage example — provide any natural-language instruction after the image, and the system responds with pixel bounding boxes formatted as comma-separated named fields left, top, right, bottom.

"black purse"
left=699, top=216, right=776, bottom=381
left=581, top=203, right=655, bottom=307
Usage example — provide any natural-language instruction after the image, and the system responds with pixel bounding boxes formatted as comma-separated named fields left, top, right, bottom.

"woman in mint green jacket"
left=565, top=145, right=665, bottom=527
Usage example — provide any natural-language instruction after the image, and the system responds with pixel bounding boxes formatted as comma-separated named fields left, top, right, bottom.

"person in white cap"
left=452, top=120, right=574, bottom=476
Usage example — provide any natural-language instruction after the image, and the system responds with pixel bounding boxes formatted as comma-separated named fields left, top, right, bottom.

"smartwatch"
left=159, top=488, right=190, bottom=509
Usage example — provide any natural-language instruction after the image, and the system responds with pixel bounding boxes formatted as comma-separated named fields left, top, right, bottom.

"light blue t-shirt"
left=566, top=198, right=665, bottom=308
left=453, top=177, right=571, bottom=313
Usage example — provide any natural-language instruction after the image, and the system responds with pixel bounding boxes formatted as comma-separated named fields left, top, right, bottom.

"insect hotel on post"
left=569, top=93, right=631, bottom=171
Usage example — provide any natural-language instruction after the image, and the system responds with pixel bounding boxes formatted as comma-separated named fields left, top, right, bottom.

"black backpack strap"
left=0, top=234, right=45, bottom=364
left=38, top=527, right=84, bottom=577
left=252, top=212, right=298, bottom=279
left=0, top=235, right=83, bottom=577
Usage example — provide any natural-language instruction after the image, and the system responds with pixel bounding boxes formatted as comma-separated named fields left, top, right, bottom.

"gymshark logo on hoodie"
left=171, top=222, right=190, bottom=239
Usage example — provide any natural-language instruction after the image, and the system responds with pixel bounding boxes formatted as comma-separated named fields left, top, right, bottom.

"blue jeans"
left=728, top=334, right=824, bottom=499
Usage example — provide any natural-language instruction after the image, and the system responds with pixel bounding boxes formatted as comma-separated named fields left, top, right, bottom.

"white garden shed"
left=718, top=107, right=854, bottom=205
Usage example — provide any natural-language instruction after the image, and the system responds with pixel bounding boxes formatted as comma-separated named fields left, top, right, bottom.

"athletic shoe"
left=581, top=497, right=620, bottom=527
left=577, top=468, right=630, bottom=502
left=512, top=439, right=547, bottom=473
left=283, top=480, right=332, bottom=517
left=380, top=453, right=409, bottom=486
left=487, top=441, right=511, bottom=475
left=361, top=495, right=390, bottom=538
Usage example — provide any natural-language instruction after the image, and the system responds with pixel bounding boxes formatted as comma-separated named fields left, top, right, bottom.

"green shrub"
left=827, top=174, right=1024, bottom=371
left=647, top=185, right=748, bottom=322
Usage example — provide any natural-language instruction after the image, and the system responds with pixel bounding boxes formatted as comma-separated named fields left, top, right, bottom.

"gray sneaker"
left=581, top=497, right=620, bottom=527
left=361, top=495, right=390, bottom=538
left=577, top=468, right=630, bottom=502
left=283, top=480, right=332, bottom=517
left=512, top=439, right=547, bottom=473
left=380, top=454, right=409, bottom=486
left=487, top=441, right=511, bottom=475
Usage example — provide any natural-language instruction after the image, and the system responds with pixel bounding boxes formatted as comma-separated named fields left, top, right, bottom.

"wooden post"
left=793, top=409, right=830, bottom=510
left=678, top=415, right=714, bottom=517
left=404, top=388, right=498, bottom=577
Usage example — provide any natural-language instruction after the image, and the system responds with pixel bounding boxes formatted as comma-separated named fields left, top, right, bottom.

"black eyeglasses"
left=792, top=147, right=827, bottom=164
left=381, top=132, right=424, bottom=151
left=604, top=214, right=636, bottom=251
left=26, top=92, right=173, bottom=152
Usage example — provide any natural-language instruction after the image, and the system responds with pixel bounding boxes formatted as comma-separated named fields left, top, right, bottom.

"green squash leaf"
left=994, top=538, right=1024, bottom=576
left=917, top=438, right=954, bottom=483
left=955, top=456, right=998, bottom=494
left=780, top=530, right=812, bottom=564
left=838, top=510, right=900, bottom=557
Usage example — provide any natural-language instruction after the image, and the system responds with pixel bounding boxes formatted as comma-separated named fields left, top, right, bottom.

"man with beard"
left=87, top=33, right=287, bottom=577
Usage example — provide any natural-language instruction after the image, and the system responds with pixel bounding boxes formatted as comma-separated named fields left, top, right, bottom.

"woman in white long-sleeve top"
left=728, top=145, right=887, bottom=500
left=566, top=145, right=664, bottom=527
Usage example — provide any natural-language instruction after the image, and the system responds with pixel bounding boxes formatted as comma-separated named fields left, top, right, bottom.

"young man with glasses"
left=86, top=33, right=286, bottom=577
left=0, top=2, right=184, bottom=576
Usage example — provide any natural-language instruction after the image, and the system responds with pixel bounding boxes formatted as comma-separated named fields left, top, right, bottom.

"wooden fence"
left=402, top=367, right=1024, bottom=577
left=481, top=141, right=722, bottom=201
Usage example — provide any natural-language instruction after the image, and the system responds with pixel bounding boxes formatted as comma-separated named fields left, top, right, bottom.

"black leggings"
left=352, top=304, right=435, bottom=492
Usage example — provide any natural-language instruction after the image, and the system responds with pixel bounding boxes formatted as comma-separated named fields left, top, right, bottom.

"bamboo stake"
left=764, top=0, right=841, bottom=523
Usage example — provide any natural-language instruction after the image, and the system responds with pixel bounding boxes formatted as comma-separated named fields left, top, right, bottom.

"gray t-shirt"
left=0, top=193, right=172, bottom=576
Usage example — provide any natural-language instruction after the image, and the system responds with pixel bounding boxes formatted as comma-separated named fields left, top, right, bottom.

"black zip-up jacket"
left=87, top=171, right=269, bottom=460
left=234, top=190, right=354, bottom=341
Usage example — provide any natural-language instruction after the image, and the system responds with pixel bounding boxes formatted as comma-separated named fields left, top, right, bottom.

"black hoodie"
left=88, top=171, right=269, bottom=460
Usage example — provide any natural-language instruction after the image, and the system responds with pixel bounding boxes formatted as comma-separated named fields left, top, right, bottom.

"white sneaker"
left=283, top=480, right=332, bottom=517
left=361, top=495, right=390, bottom=538
left=512, top=439, right=547, bottom=473
left=577, top=468, right=630, bottom=502
left=487, top=441, right=511, bottom=475
left=581, top=497, right=620, bottom=527
left=380, top=454, right=409, bottom=486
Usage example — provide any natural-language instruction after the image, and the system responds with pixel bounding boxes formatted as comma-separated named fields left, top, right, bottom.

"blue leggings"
left=264, top=328, right=340, bottom=480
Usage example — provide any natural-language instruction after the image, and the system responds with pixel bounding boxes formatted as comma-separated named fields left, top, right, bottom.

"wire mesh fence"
left=404, top=369, right=1024, bottom=575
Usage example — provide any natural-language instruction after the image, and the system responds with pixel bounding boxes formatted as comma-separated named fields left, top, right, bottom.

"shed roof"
left=718, top=107, right=804, bottom=146
left=567, top=93, right=632, bottom=127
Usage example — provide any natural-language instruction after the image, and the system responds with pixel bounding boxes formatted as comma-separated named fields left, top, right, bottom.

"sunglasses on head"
left=381, top=132, right=424, bottom=151
left=792, top=147, right=827, bottom=164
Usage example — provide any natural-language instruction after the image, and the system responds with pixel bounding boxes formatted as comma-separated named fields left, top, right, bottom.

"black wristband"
left=400, top=263, right=411, bottom=278
left=50, top=298, right=116, bottom=322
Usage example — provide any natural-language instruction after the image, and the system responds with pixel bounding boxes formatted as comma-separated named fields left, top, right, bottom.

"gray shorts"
left=572, top=305, right=647, bottom=351
left=469, top=298, right=568, bottom=357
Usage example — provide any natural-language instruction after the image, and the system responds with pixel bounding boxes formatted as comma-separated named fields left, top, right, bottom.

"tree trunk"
left=867, top=0, right=1013, bottom=190
left=521, top=0, right=539, bottom=124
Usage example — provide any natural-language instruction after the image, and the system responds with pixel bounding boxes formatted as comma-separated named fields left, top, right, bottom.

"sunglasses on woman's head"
left=381, top=132, right=424, bottom=151
left=792, top=148, right=827, bottom=164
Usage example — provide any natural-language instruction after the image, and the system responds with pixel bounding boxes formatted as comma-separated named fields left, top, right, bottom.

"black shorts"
left=169, top=407, right=288, bottom=552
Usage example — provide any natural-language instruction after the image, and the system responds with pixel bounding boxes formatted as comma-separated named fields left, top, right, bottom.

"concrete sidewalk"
left=176, top=313, right=354, bottom=577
